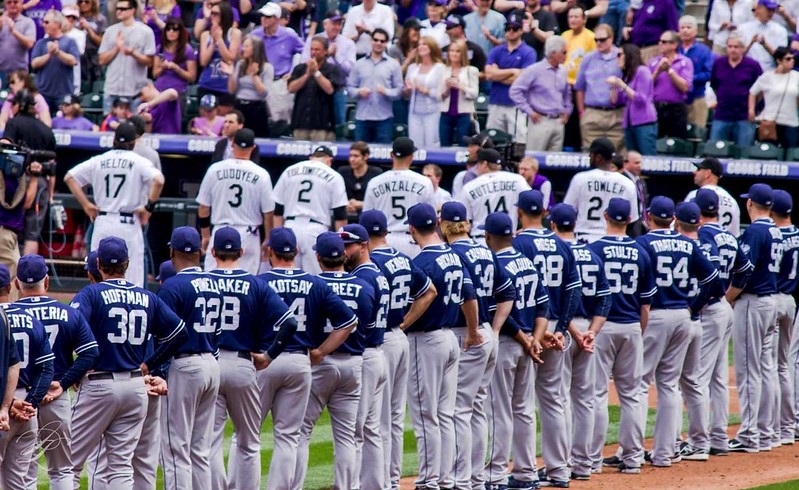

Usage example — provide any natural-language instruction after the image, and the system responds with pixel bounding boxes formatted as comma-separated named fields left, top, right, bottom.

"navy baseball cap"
left=477, top=148, right=502, bottom=166
left=405, top=203, right=437, bottom=227
left=0, top=264, right=10, bottom=288
left=773, top=189, right=793, bottom=214
left=694, top=157, right=723, bottom=177
left=98, top=237, right=128, bottom=264
left=314, top=231, right=345, bottom=258
left=114, top=121, right=137, bottom=144
left=214, top=226, right=242, bottom=251
left=169, top=226, right=201, bottom=253
left=479, top=212, right=514, bottom=236
left=340, top=224, right=369, bottom=244
left=741, top=183, right=774, bottom=206
left=506, top=9, right=524, bottom=27
left=549, top=203, right=577, bottom=227
left=517, top=190, right=544, bottom=214
left=589, top=137, right=615, bottom=160
left=440, top=201, right=468, bottom=222
left=675, top=202, right=701, bottom=225
left=312, top=145, right=334, bottom=158
left=200, top=94, right=218, bottom=109
left=234, top=128, right=256, bottom=149
left=267, top=227, right=297, bottom=253
left=606, top=198, right=631, bottom=222
left=359, top=210, right=388, bottom=234
left=392, top=137, right=417, bottom=158
left=17, top=254, right=47, bottom=284
left=759, top=0, right=778, bottom=9
left=84, top=251, right=100, bottom=277
left=693, top=188, right=719, bottom=213
left=648, top=196, right=675, bottom=219
left=156, top=260, right=177, bottom=282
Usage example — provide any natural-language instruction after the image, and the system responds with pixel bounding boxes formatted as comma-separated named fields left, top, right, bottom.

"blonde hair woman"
left=404, top=37, right=447, bottom=148
left=440, top=39, right=479, bottom=146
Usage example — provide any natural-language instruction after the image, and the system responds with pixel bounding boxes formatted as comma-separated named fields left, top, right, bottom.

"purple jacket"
left=631, top=0, right=678, bottom=47
left=531, top=173, right=555, bottom=208
left=620, top=66, right=658, bottom=128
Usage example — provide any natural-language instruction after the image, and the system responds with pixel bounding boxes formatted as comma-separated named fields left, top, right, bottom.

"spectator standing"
left=420, top=0, right=451, bottom=49
left=737, top=0, right=788, bottom=72
left=561, top=6, right=595, bottom=150
left=198, top=1, right=241, bottom=111
left=465, top=0, right=507, bottom=57
left=153, top=17, right=196, bottom=103
left=136, top=81, right=181, bottom=134
left=348, top=29, right=404, bottom=143
left=23, top=0, right=62, bottom=40
left=98, top=0, right=156, bottom=113
left=189, top=94, right=225, bottom=136
left=30, top=11, right=80, bottom=114
left=288, top=36, right=344, bottom=141
left=749, top=47, right=799, bottom=148
left=678, top=16, right=713, bottom=130
left=601, top=0, right=629, bottom=46
left=0, top=0, right=35, bottom=87
left=342, top=0, right=395, bottom=57
left=389, top=18, right=423, bottom=75
left=517, top=156, right=554, bottom=209
left=223, top=36, right=273, bottom=137
left=648, top=30, right=692, bottom=138
left=444, top=14, right=488, bottom=74
left=251, top=3, right=303, bottom=127
left=575, top=23, right=623, bottom=151
left=606, top=43, right=658, bottom=155
left=521, top=0, right=558, bottom=61
left=141, top=0, right=181, bottom=48
left=62, top=6, right=86, bottom=96
left=210, top=110, right=261, bottom=164
left=509, top=35, right=572, bottom=151
left=707, top=0, right=754, bottom=55
left=77, top=0, right=107, bottom=88
left=339, top=141, right=383, bottom=221
left=52, top=94, right=98, bottom=130
left=0, top=71, right=52, bottom=129
left=194, top=0, right=242, bottom=40
left=405, top=37, right=448, bottom=148
left=771, top=0, right=799, bottom=32
left=709, top=33, right=761, bottom=147
left=485, top=10, right=537, bottom=142
left=422, top=163, right=453, bottom=210
left=627, top=0, right=679, bottom=63
left=440, top=39, right=480, bottom=146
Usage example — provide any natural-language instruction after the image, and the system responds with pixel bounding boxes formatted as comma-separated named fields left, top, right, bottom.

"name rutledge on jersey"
left=467, top=180, right=523, bottom=199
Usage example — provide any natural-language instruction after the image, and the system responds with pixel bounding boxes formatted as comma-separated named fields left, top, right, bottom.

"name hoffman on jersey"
left=370, top=180, right=428, bottom=198
left=467, top=180, right=523, bottom=199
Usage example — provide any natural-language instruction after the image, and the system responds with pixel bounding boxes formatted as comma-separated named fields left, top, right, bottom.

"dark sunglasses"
left=373, top=37, right=387, bottom=43
left=658, top=39, right=675, bottom=44
left=210, top=11, right=221, bottom=16
left=42, top=19, right=51, bottom=24
left=116, top=5, right=134, bottom=10
left=66, top=15, right=78, bottom=20
left=595, top=36, right=609, bottom=43
left=165, top=24, right=181, bottom=31
left=78, top=0, right=91, bottom=3
left=505, top=25, right=521, bottom=32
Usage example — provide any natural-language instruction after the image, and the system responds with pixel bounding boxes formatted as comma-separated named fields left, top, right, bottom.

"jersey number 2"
left=298, top=180, right=313, bottom=203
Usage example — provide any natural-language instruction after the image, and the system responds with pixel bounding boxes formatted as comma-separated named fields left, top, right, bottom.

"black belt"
left=285, top=216, right=326, bottom=226
left=100, top=211, right=134, bottom=217
left=586, top=105, right=621, bottom=111
left=237, top=99, right=264, bottom=106
left=655, top=102, right=685, bottom=108
left=175, top=352, right=203, bottom=359
left=543, top=113, right=562, bottom=119
left=238, top=351, right=251, bottom=360
left=88, top=369, right=143, bottom=381
left=285, top=348, right=308, bottom=354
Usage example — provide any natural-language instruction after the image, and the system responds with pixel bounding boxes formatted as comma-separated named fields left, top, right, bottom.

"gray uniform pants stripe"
left=0, top=388, right=38, bottom=490
left=676, top=319, right=709, bottom=450
left=537, top=320, right=570, bottom=482
left=381, top=328, right=409, bottom=490
left=776, top=293, right=797, bottom=442
left=355, top=348, right=388, bottom=490
left=564, top=317, right=596, bottom=475
left=470, top=332, right=499, bottom=490
left=25, top=393, right=72, bottom=490
left=708, top=301, right=734, bottom=450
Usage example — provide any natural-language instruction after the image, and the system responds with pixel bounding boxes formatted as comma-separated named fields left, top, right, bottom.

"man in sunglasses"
left=31, top=11, right=81, bottom=115
left=678, top=15, right=713, bottom=131
left=61, top=6, right=87, bottom=96
left=98, top=0, right=156, bottom=113
left=0, top=0, right=35, bottom=87
left=649, top=29, right=692, bottom=139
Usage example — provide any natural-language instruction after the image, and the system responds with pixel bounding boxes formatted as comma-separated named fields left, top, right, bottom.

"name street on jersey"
left=370, top=180, right=427, bottom=198
left=327, top=281, right=364, bottom=298
left=216, top=168, right=261, bottom=184
left=467, top=180, right=523, bottom=199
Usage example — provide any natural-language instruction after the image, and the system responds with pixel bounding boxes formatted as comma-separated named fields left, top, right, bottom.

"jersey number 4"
left=483, top=196, right=508, bottom=215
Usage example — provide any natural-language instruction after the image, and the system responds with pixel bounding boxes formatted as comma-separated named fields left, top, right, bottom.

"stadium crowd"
left=6, top=0, right=799, bottom=155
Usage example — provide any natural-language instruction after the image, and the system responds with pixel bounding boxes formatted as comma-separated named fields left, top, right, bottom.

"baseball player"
left=406, top=202, right=478, bottom=489
left=362, top=137, right=435, bottom=258
left=728, top=184, right=782, bottom=453
left=513, top=189, right=581, bottom=487
left=291, top=231, right=374, bottom=490
left=258, top=227, right=357, bottom=490
left=460, top=148, right=531, bottom=244
left=157, top=259, right=177, bottom=284
left=207, top=227, right=298, bottom=490
left=694, top=188, right=753, bottom=455
left=85, top=251, right=102, bottom=283
left=341, top=224, right=391, bottom=490
left=359, top=210, right=436, bottom=490
left=439, top=201, right=516, bottom=489
left=12, top=255, right=99, bottom=490
left=771, top=191, right=799, bottom=445
left=69, top=237, right=186, bottom=488
left=157, top=227, right=223, bottom=490
left=273, top=145, right=349, bottom=274
left=64, top=122, right=164, bottom=287
left=589, top=198, right=656, bottom=475
left=483, top=211, right=550, bottom=490
left=0, top=265, right=54, bottom=490
left=549, top=203, right=611, bottom=480
left=563, top=138, right=639, bottom=243
left=685, top=157, right=741, bottom=236
left=197, top=128, right=275, bottom=274
left=635, top=196, right=720, bottom=467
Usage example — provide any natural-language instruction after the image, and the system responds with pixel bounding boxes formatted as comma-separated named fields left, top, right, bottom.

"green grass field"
left=748, top=480, right=799, bottom=490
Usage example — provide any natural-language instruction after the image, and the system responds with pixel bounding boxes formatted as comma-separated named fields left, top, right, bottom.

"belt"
left=586, top=105, right=620, bottom=111
left=87, top=369, right=143, bottom=381
left=175, top=352, right=202, bottom=359
left=237, top=99, right=264, bottom=106
left=285, top=348, right=308, bottom=354
left=655, top=102, right=685, bottom=108
left=285, top=216, right=326, bottom=226
left=221, top=349, right=252, bottom=360
left=543, top=113, right=562, bottom=119
left=100, top=211, right=134, bottom=218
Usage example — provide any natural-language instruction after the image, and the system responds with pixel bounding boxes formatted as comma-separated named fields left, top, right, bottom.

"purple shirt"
left=620, top=66, right=657, bottom=128
left=486, top=42, right=537, bottom=106
left=0, top=177, right=24, bottom=231
left=250, top=26, right=303, bottom=77
left=52, top=116, right=95, bottom=130
left=574, top=47, right=622, bottom=108
left=710, top=56, right=763, bottom=122
left=149, top=99, right=181, bottom=134
left=648, top=54, right=693, bottom=103
left=155, top=44, right=196, bottom=94
left=146, top=5, right=182, bottom=47
left=509, top=59, right=573, bottom=116
left=532, top=173, right=555, bottom=208
left=631, top=0, right=678, bottom=47
left=0, top=14, right=35, bottom=72
left=24, top=0, right=62, bottom=39
left=190, top=115, right=224, bottom=136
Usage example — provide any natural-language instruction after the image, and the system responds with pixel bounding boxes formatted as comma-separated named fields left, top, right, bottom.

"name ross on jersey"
left=465, top=246, right=494, bottom=263
left=327, top=281, right=364, bottom=298
left=504, top=256, right=535, bottom=276
left=784, top=235, right=799, bottom=250
left=533, top=237, right=557, bottom=252
left=650, top=239, right=694, bottom=254
left=100, top=289, right=150, bottom=307
left=587, top=180, right=628, bottom=195
left=572, top=248, right=593, bottom=262
left=268, top=279, right=314, bottom=295
left=467, top=180, right=522, bottom=199
left=286, top=165, right=337, bottom=183
left=383, top=256, right=411, bottom=274
left=370, top=180, right=427, bottom=198
left=7, top=313, right=34, bottom=330
left=215, top=168, right=261, bottom=184
left=435, top=253, right=463, bottom=270
left=99, top=158, right=135, bottom=171
left=213, top=278, right=252, bottom=295
left=602, top=246, right=639, bottom=260
left=24, top=306, right=68, bottom=323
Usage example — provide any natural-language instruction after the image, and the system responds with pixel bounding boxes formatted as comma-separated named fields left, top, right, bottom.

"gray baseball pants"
left=537, top=320, right=570, bottom=482
left=776, top=293, right=797, bottom=442
left=407, top=329, right=459, bottom=489
left=26, top=394, right=72, bottom=490
left=355, top=347, right=388, bottom=490
left=161, top=353, right=221, bottom=490
left=733, top=294, right=777, bottom=449
left=381, top=327, right=409, bottom=490
left=708, top=300, right=734, bottom=451
left=564, top=317, right=596, bottom=476
left=292, top=352, right=363, bottom=490
left=0, top=388, right=38, bottom=489
left=676, top=319, right=709, bottom=450
left=470, top=330, right=499, bottom=490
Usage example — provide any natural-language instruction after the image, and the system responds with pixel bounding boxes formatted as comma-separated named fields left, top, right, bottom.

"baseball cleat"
left=728, top=439, right=759, bottom=453
left=538, top=479, right=569, bottom=488
left=709, top=447, right=729, bottom=456
left=507, top=476, right=540, bottom=489
left=570, top=472, right=590, bottom=481
left=590, top=467, right=602, bottom=475
left=485, top=484, right=508, bottom=490
left=781, top=438, right=795, bottom=445
left=678, top=442, right=709, bottom=461
left=602, top=455, right=622, bottom=467
left=617, top=462, right=641, bottom=474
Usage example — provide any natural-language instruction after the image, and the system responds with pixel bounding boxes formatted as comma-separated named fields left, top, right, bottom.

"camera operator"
left=0, top=90, right=58, bottom=257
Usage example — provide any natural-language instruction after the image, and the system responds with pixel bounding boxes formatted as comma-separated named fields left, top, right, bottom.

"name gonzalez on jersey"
left=369, top=180, right=429, bottom=198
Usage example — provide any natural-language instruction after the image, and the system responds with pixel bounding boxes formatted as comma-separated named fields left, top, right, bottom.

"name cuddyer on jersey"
left=197, top=158, right=274, bottom=225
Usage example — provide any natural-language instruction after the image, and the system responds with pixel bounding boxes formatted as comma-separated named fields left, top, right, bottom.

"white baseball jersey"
left=685, top=185, right=741, bottom=237
left=66, top=149, right=162, bottom=213
left=273, top=159, right=348, bottom=224
left=197, top=158, right=275, bottom=225
left=363, top=169, right=435, bottom=233
left=433, top=187, right=452, bottom=210
left=563, top=168, right=640, bottom=240
left=461, top=171, right=531, bottom=234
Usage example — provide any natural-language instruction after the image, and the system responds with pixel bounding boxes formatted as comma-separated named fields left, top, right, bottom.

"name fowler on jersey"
left=467, top=180, right=523, bottom=199
left=370, top=180, right=428, bottom=198
left=99, top=158, right=135, bottom=171
left=602, top=245, right=639, bottom=260
left=587, top=180, right=630, bottom=195
left=650, top=239, right=694, bottom=254
left=21, top=306, right=69, bottom=323
left=285, top=164, right=338, bottom=182
left=99, top=289, right=150, bottom=307
left=465, top=246, right=494, bottom=263
left=215, top=168, right=261, bottom=184
left=383, top=255, right=412, bottom=275
left=268, top=279, right=314, bottom=295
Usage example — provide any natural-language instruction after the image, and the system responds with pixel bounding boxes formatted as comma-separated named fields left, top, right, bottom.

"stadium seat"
left=81, top=92, right=104, bottom=124
left=475, top=93, right=488, bottom=132
left=657, top=137, right=695, bottom=157
left=335, top=122, right=354, bottom=141
left=741, top=142, right=784, bottom=161
left=698, top=139, right=739, bottom=159
left=394, top=123, right=408, bottom=138
left=485, top=128, right=513, bottom=146
left=187, top=85, right=199, bottom=98
left=91, top=80, right=104, bottom=94
left=185, top=96, right=200, bottom=118
left=785, top=147, right=799, bottom=161
left=685, top=124, right=706, bottom=142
